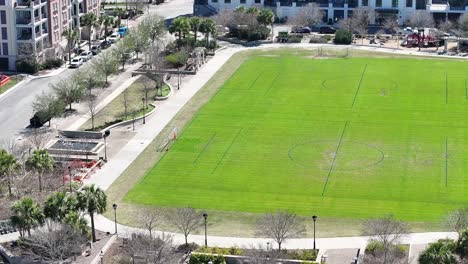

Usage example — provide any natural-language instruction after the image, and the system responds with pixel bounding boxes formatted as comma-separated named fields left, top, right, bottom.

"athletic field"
left=125, top=51, right=468, bottom=221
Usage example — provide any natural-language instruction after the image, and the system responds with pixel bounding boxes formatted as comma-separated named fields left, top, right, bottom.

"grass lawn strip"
left=80, top=77, right=167, bottom=131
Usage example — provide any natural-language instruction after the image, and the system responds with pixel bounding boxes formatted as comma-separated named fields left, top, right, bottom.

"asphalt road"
left=0, top=0, right=193, bottom=142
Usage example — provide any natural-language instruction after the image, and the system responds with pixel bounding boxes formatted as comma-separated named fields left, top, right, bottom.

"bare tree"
left=408, top=10, right=435, bottom=29
left=165, top=208, right=203, bottom=246
left=127, top=0, right=148, bottom=12
left=245, top=244, right=286, bottom=264
left=113, top=37, right=134, bottom=71
left=18, top=223, right=87, bottom=263
left=24, top=128, right=54, bottom=151
left=362, top=215, right=408, bottom=264
left=84, top=89, right=101, bottom=130
left=139, top=208, right=163, bottom=240
left=256, top=211, right=305, bottom=251
left=126, top=233, right=180, bottom=264
left=122, top=88, right=130, bottom=120
left=444, top=208, right=468, bottom=236
left=92, top=50, right=118, bottom=85
left=1, top=138, right=30, bottom=166
left=140, top=75, right=154, bottom=107
left=383, top=17, right=400, bottom=48
left=289, top=3, right=324, bottom=28
left=351, top=7, right=375, bottom=43
left=32, top=92, right=65, bottom=127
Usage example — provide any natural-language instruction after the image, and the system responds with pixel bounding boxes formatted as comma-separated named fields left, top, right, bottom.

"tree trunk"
left=278, top=242, right=281, bottom=251
left=69, top=102, right=72, bottom=110
left=68, top=44, right=72, bottom=65
left=27, top=229, right=31, bottom=237
left=38, top=172, right=43, bottom=192
left=91, top=212, right=96, bottom=242
left=89, top=27, right=92, bottom=50
left=91, top=115, right=95, bottom=130
left=184, top=234, right=188, bottom=246
left=7, top=173, right=12, bottom=196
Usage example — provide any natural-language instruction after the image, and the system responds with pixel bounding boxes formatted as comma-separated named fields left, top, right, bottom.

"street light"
left=203, top=213, right=208, bottom=247
left=141, top=98, right=146, bottom=124
left=68, top=166, right=72, bottom=193
left=103, top=130, right=110, bottom=161
left=312, top=215, right=318, bottom=251
left=112, top=203, right=118, bottom=234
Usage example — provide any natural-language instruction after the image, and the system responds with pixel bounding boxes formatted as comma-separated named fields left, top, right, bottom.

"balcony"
left=16, top=17, right=32, bottom=24
left=15, top=0, right=45, bottom=9
left=62, top=4, right=68, bottom=9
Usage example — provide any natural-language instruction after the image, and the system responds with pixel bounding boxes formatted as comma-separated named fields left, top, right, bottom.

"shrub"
left=365, top=240, right=384, bottom=256
left=309, top=37, right=328, bottom=44
left=42, top=59, right=64, bottom=70
left=189, top=253, right=225, bottom=264
left=288, top=249, right=318, bottom=261
left=287, top=36, right=302, bottom=43
left=334, top=29, right=352, bottom=45
left=177, top=242, right=199, bottom=252
left=165, top=51, right=189, bottom=69
left=16, top=60, right=39, bottom=74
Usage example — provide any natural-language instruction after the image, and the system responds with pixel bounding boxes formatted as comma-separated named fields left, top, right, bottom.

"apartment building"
left=195, top=0, right=468, bottom=25
left=0, top=0, right=99, bottom=71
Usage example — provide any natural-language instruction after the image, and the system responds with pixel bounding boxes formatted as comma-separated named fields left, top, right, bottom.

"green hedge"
left=333, top=29, right=352, bottom=45
left=189, top=253, right=225, bottom=264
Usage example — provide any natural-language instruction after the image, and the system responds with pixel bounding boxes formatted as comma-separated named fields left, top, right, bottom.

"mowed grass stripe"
left=125, top=53, right=468, bottom=221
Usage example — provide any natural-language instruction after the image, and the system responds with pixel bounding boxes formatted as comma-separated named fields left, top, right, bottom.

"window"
left=240, top=0, right=245, bottom=3
left=0, top=11, right=5, bottom=24
left=2, top=43, right=7, bottom=55
left=376, top=0, right=382, bottom=6
left=0, top=0, right=5, bottom=5
left=392, top=0, right=398, bottom=7
left=1, top=28, right=6, bottom=40
left=406, top=0, right=412, bottom=6
left=224, top=0, right=231, bottom=3
left=362, top=0, right=368, bottom=5
left=211, top=0, right=218, bottom=3
left=255, top=0, right=260, bottom=3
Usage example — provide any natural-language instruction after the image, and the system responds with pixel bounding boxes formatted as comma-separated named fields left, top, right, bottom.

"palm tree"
left=419, top=239, right=457, bottom=264
left=77, top=184, right=107, bottom=242
left=25, top=149, right=54, bottom=192
left=114, top=8, right=125, bottom=28
left=199, top=18, right=216, bottom=48
left=100, top=15, right=115, bottom=41
left=189, top=16, right=201, bottom=44
left=62, top=28, right=79, bottom=65
left=0, top=149, right=20, bottom=197
left=257, top=9, right=275, bottom=42
left=81, top=13, right=98, bottom=50
left=10, top=198, right=44, bottom=237
left=64, top=211, right=90, bottom=236
left=169, top=17, right=190, bottom=42
left=44, top=191, right=77, bottom=222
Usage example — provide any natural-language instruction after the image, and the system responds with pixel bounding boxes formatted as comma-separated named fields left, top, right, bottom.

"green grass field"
left=125, top=52, right=468, bottom=222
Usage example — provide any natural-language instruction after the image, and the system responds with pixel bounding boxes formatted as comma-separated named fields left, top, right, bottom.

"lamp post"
left=103, top=130, right=110, bottom=161
left=112, top=203, right=118, bottom=234
left=312, top=215, right=318, bottom=251
left=203, top=213, right=208, bottom=247
left=141, top=98, right=146, bottom=124
left=68, top=166, right=72, bottom=193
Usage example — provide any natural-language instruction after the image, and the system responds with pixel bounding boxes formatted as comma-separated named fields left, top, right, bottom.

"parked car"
left=319, top=26, right=337, bottom=34
left=79, top=51, right=93, bottom=62
left=100, top=40, right=112, bottom=49
left=291, top=26, right=311, bottom=34
left=91, top=45, right=101, bottom=55
left=118, top=26, right=128, bottom=37
left=108, top=32, right=120, bottom=43
left=69, top=57, right=84, bottom=68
